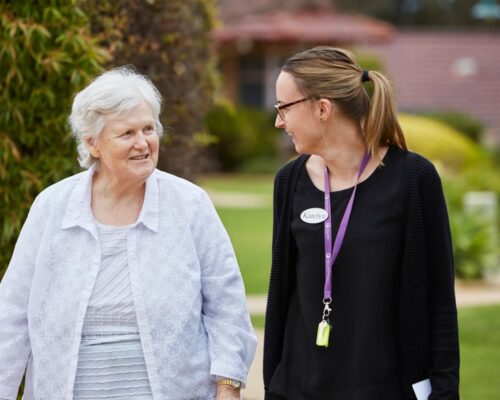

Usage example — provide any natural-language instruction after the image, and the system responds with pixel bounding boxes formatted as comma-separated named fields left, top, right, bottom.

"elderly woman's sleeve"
left=192, top=190, right=257, bottom=385
left=0, top=195, right=46, bottom=399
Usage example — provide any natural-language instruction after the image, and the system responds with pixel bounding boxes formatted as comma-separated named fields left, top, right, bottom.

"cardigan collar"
left=61, top=165, right=160, bottom=237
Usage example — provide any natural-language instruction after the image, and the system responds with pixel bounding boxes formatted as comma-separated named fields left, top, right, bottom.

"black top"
left=264, top=147, right=460, bottom=400
left=268, top=146, right=404, bottom=399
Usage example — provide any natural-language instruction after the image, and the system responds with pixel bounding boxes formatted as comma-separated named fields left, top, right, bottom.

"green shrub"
left=206, top=102, right=280, bottom=171
left=491, top=147, right=500, bottom=165
left=420, top=111, right=485, bottom=143
left=239, top=155, right=282, bottom=174
left=400, top=113, right=483, bottom=171
left=0, top=1, right=108, bottom=277
left=449, top=209, right=495, bottom=279
left=442, top=160, right=500, bottom=279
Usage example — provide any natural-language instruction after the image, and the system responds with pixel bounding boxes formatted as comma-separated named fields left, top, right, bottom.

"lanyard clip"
left=322, top=297, right=332, bottom=321
left=318, top=298, right=333, bottom=347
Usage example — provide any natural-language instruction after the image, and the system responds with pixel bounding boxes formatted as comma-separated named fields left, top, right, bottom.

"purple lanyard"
left=323, top=152, right=370, bottom=301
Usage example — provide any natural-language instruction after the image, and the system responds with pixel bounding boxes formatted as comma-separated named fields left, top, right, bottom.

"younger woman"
left=264, top=47, right=459, bottom=399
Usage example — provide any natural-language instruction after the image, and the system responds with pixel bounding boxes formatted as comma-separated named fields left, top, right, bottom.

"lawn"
left=458, top=305, right=500, bottom=399
left=217, top=207, right=272, bottom=294
left=198, top=173, right=275, bottom=195
left=199, top=174, right=274, bottom=294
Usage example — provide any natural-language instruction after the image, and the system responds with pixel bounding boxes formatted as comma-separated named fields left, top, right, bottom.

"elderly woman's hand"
left=216, top=384, right=241, bottom=400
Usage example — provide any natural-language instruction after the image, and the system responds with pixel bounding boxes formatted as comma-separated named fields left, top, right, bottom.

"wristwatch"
left=217, top=378, right=242, bottom=390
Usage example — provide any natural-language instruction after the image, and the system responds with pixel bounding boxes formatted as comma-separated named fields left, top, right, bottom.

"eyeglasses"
left=274, top=97, right=311, bottom=120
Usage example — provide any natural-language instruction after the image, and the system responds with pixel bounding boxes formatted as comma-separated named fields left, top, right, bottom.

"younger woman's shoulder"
left=395, top=148, right=445, bottom=201
left=400, top=149, right=441, bottom=181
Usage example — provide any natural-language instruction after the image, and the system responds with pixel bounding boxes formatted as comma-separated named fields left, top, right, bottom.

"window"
left=239, top=55, right=264, bottom=107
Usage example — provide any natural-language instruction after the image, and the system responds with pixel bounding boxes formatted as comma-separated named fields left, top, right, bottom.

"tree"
left=0, top=1, right=108, bottom=277
left=84, top=0, right=219, bottom=180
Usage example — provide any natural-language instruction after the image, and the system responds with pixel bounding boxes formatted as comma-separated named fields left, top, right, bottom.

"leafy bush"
left=206, top=102, right=280, bottom=171
left=449, top=208, right=496, bottom=279
left=419, top=111, right=485, bottom=143
left=239, top=155, right=282, bottom=174
left=444, top=161, right=500, bottom=280
left=0, top=1, right=107, bottom=277
left=443, top=159, right=500, bottom=280
left=400, top=113, right=483, bottom=171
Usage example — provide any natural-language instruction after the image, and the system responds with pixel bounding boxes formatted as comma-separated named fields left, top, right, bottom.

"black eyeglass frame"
left=274, top=97, right=312, bottom=120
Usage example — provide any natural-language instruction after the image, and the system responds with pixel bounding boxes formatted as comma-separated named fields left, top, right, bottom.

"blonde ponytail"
left=363, top=71, right=407, bottom=159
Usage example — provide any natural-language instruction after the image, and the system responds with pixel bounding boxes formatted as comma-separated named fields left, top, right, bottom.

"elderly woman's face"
left=87, top=101, right=160, bottom=182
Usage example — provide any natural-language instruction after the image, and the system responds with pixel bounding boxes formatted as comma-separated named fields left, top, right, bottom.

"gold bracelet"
left=217, top=378, right=242, bottom=390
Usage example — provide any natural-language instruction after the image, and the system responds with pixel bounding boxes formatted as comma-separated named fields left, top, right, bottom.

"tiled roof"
left=214, top=8, right=395, bottom=44
left=362, top=32, right=500, bottom=135
left=214, top=0, right=394, bottom=44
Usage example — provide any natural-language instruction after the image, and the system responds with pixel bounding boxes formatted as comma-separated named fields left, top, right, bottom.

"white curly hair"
left=69, top=66, right=163, bottom=169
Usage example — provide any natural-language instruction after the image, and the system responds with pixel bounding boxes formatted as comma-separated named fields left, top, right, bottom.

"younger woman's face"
left=275, top=71, right=323, bottom=154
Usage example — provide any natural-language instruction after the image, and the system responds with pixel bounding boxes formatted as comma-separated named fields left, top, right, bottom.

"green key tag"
left=316, top=320, right=331, bottom=347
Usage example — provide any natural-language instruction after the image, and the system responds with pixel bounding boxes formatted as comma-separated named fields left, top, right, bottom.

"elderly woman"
left=0, top=68, right=256, bottom=400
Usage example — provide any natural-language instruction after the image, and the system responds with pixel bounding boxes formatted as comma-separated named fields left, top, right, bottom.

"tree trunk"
left=85, top=0, right=218, bottom=180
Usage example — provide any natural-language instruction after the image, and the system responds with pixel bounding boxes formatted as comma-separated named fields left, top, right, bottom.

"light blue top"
left=0, top=166, right=257, bottom=400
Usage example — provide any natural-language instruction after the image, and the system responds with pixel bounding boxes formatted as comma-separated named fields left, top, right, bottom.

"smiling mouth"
left=130, top=154, right=149, bottom=160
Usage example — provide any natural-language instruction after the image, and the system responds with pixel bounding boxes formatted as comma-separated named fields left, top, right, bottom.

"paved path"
left=244, top=329, right=265, bottom=400
left=242, top=281, right=500, bottom=399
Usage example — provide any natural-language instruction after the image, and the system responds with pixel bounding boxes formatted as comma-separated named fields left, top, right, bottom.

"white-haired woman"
left=0, top=67, right=256, bottom=400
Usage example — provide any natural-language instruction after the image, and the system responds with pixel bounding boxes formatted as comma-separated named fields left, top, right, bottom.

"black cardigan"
left=263, top=150, right=460, bottom=399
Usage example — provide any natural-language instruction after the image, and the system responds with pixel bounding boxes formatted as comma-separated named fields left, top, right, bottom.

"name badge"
left=300, top=208, right=328, bottom=224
